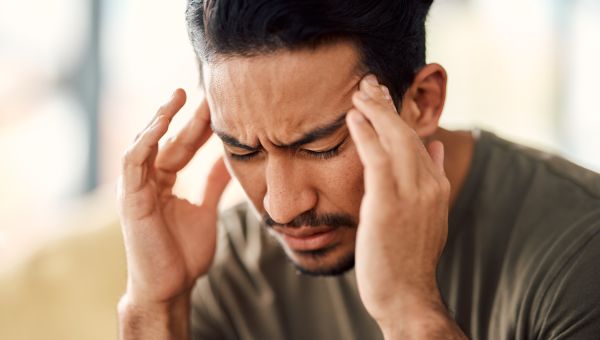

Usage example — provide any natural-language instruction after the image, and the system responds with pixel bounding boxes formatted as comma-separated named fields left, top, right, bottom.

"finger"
left=121, top=90, right=186, bottom=193
left=380, top=84, right=393, bottom=103
left=154, top=88, right=187, bottom=123
left=121, top=115, right=170, bottom=193
left=134, top=89, right=187, bottom=142
left=352, top=78, right=415, bottom=153
left=361, top=75, right=392, bottom=105
left=124, top=115, right=170, bottom=167
left=155, top=99, right=213, bottom=175
left=352, top=77, right=406, bottom=135
left=426, top=140, right=446, bottom=176
left=200, top=157, right=231, bottom=210
left=346, top=109, right=397, bottom=199
left=352, top=87, right=419, bottom=188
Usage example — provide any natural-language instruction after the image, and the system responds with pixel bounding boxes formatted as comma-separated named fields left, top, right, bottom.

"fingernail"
left=365, top=74, right=378, bottom=86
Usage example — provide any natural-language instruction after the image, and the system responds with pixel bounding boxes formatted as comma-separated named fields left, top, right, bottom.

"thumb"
left=200, top=157, right=231, bottom=209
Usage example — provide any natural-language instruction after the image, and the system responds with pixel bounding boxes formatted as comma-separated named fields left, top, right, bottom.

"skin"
left=117, top=41, right=472, bottom=339
left=205, top=43, right=364, bottom=274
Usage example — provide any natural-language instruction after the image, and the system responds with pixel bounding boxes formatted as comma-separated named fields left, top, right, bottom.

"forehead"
left=203, top=41, right=363, bottom=144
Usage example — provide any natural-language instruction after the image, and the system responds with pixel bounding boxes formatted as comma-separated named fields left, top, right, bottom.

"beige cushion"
left=0, top=217, right=126, bottom=340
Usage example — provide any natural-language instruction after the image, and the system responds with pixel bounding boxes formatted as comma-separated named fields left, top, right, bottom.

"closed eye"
left=299, top=138, right=346, bottom=160
left=228, top=137, right=347, bottom=161
left=228, top=150, right=261, bottom=161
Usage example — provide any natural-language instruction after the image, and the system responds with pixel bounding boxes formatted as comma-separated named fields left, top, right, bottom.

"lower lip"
left=280, top=229, right=339, bottom=251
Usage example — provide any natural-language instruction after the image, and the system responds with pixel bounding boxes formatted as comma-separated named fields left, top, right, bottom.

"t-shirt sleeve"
left=533, top=227, right=600, bottom=340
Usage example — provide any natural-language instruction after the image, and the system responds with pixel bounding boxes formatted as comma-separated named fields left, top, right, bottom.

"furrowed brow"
left=210, top=111, right=348, bottom=151
left=211, top=125, right=260, bottom=151
left=281, top=112, right=348, bottom=149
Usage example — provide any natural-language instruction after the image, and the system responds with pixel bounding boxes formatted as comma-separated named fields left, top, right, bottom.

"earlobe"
left=400, top=64, right=447, bottom=138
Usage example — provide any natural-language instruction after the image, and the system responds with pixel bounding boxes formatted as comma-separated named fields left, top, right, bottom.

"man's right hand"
left=116, top=89, right=230, bottom=337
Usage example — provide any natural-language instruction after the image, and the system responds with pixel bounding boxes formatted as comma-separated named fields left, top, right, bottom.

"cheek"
left=315, top=146, right=365, bottom=212
left=224, top=156, right=267, bottom=210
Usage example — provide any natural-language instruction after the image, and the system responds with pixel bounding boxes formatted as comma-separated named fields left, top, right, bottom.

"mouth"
left=273, top=226, right=339, bottom=251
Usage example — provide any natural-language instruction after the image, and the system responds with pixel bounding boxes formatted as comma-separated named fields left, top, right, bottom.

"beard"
left=263, top=209, right=358, bottom=276
left=289, top=248, right=356, bottom=276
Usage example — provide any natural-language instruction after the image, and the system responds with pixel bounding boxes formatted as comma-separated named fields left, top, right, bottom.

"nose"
left=263, top=157, right=317, bottom=225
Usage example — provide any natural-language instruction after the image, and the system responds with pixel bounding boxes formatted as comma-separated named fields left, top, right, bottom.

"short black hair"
left=185, top=0, right=434, bottom=104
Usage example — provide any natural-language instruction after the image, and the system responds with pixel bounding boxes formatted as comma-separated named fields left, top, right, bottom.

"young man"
left=117, top=1, right=600, bottom=339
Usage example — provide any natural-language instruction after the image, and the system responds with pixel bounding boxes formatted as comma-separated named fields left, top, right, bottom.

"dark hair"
left=185, top=0, right=434, bottom=104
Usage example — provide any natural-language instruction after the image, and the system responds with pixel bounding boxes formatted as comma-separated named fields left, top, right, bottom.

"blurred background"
left=0, top=0, right=598, bottom=339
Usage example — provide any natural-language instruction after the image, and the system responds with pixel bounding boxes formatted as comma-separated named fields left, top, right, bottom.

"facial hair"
left=263, top=209, right=358, bottom=276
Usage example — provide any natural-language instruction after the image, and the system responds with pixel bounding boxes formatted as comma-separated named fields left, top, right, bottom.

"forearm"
left=118, top=292, right=191, bottom=340
left=376, top=294, right=467, bottom=340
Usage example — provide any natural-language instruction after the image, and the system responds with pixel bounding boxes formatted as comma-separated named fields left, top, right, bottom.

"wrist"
left=374, top=291, right=438, bottom=324
left=369, top=280, right=442, bottom=321
left=119, top=289, right=191, bottom=311
left=374, top=294, right=466, bottom=340
left=376, top=299, right=443, bottom=337
left=118, top=291, right=191, bottom=340
left=372, top=287, right=449, bottom=336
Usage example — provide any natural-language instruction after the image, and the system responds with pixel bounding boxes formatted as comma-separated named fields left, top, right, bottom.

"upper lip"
left=273, top=226, right=333, bottom=238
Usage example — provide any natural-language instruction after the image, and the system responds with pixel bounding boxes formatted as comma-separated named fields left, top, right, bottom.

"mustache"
left=263, top=210, right=358, bottom=229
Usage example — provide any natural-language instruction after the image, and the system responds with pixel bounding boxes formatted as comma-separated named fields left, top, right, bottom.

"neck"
left=429, top=128, right=475, bottom=207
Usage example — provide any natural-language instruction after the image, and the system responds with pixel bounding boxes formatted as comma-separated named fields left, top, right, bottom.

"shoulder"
left=472, top=131, right=600, bottom=241
left=481, top=130, right=600, bottom=201
left=531, top=225, right=600, bottom=339
left=483, top=130, right=600, bottom=272
left=481, top=132, right=600, bottom=338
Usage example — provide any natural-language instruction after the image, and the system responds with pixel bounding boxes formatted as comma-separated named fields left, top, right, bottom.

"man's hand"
left=347, top=75, right=466, bottom=339
left=117, top=89, right=230, bottom=339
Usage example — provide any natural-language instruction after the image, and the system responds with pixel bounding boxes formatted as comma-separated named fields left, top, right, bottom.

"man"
left=117, top=0, right=600, bottom=339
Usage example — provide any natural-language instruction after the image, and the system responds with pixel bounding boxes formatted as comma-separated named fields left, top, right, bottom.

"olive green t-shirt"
left=190, top=130, right=600, bottom=340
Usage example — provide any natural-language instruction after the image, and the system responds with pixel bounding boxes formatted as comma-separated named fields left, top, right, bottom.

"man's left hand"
left=347, top=75, right=463, bottom=339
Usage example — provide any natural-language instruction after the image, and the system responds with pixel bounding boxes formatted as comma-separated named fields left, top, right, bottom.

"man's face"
left=204, top=42, right=365, bottom=275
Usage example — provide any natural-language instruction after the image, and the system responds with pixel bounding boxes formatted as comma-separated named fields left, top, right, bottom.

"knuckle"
left=439, top=177, right=451, bottom=197
left=371, top=98, right=390, bottom=113
left=425, top=177, right=451, bottom=202
left=165, top=135, right=177, bottom=145
left=156, top=103, right=168, bottom=116
left=423, top=179, right=437, bottom=194
left=121, top=148, right=134, bottom=164
left=432, top=178, right=446, bottom=192
left=419, top=179, right=440, bottom=201
left=121, top=146, right=139, bottom=166
left=167, top=135, right=194, bottom=155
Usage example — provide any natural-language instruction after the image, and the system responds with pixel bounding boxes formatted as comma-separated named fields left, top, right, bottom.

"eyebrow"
left=211, top=112, right=348, bottom=151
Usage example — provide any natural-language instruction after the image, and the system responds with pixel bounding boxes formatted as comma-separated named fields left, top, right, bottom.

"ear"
left=398, top=63, right=447, bottom=138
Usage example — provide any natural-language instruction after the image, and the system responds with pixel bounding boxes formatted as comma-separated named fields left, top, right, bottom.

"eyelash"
left=229, top=139, right=346, bottom=161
